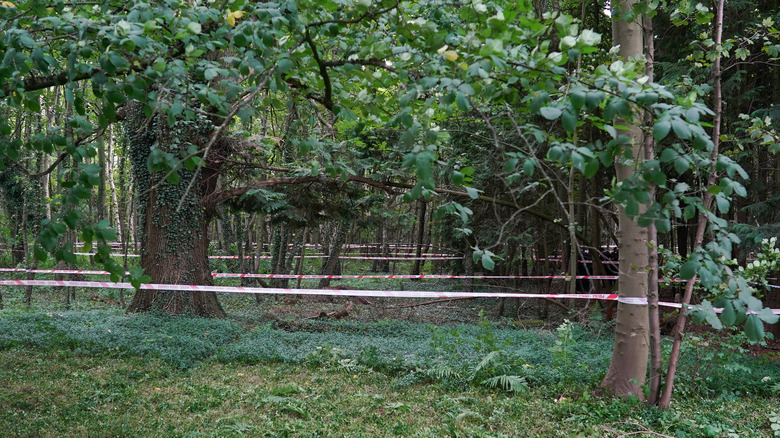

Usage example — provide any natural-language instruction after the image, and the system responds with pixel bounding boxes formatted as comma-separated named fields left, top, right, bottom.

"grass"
left=0, top=308, right=779, bottom=437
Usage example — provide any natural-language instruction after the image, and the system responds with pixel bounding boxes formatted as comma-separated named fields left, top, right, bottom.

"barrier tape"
left=68, top=253, right=464, bottom=261
left=0, top=279, right=619, bottom=300
left=0, top=268, right=699, bottom=283
left=3, top=279, right=778, bottom=314
left=0, top=268, right=659, bottom=281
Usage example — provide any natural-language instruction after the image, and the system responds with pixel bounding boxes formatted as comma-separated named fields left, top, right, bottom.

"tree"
left=600, top=0, right=650, bottom=400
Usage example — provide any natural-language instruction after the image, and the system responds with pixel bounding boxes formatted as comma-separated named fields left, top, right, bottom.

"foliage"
left=0, top=310, right=242, bottom=368
left=669, top=237, right=780, bottom=341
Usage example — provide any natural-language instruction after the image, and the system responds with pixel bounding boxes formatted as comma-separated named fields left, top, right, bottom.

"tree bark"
left=124, top=102, right=226, bottom=317
left=601, top=0, right=650, bottom=400
left=411, top=200, right=427, bottom=276
left=643, top=12, right=663, bottom=406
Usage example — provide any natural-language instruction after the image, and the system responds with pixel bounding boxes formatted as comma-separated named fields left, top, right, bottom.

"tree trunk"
left=658, top=0, right=725, bottom=410
left=642, top=13, right=663, bottom=406
left=318, top=220, right=349, bottom=288
left=411, top=200, right=427, bottom=276
left=124, top=102, right=226, bottom=317
left=601, top=0, right=650, bottom=400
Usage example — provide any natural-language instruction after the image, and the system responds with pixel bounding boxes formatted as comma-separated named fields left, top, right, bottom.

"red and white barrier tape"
left=0, top=279, right=614, bottom=299
left=2, top=279, right=778, bottom=314
left=0, top=268, right=660, bottom=281
left=68, top=253, right=464, bottom=260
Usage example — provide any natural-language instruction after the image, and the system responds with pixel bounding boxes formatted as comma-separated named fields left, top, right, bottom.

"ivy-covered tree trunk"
left=601, top=0, right=650, bottom=399
left=125, top=103, right=226, bottom=317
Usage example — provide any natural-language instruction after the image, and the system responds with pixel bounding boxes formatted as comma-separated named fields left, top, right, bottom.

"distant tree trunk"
left=124, top=102, right=226, bottom=317
left=319, top=220, right=349, bottom=288
left=97, top=137, right=107, bottom=221
left=411, top=200, right=427, bottom=276
left=601, top=0, right=650, bottom=400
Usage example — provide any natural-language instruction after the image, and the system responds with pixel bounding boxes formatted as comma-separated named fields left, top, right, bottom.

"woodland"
left=1, top=0, right=780, bottom=432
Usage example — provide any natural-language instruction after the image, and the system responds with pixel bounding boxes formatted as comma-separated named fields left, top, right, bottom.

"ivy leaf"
left=465, top=186, right=480, bottom=199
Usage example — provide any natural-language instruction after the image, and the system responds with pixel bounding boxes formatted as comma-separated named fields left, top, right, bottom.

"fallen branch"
left=309, top=300, right=353, bottom=320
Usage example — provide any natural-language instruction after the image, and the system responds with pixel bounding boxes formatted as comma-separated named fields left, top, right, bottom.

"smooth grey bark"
left=601, top=0, right=650, bottom=400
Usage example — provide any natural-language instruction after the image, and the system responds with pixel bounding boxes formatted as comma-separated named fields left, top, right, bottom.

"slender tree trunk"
left=411, top=200, right=427, bottom=276
left=658, top=0, right=724, bottom=410
left=601, top=0, right=650, bottom=400
left=97, top=137, right=107, bottom=221
left=568, top=166, right=578, bottom=295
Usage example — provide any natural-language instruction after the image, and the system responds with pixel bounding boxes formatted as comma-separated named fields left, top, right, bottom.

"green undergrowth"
left=0, top=310, right=778, bottom=436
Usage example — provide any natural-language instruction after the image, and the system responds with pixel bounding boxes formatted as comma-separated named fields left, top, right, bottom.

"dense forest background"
left=0, top=0, right=779, bottom=405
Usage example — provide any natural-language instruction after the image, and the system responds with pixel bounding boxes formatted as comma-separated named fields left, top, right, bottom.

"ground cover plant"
left=1, top=305, right=778, bottom=437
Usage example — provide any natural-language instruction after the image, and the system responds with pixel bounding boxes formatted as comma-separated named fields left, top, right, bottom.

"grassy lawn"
left=0, top=307, right=778, bottom=437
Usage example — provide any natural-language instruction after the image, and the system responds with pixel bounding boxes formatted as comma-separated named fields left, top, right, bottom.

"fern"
left=481, top=375, right=528, bottom=393
left=471, top=350, right=499, bottom=377
left=425, top=364, right=462, bottom=381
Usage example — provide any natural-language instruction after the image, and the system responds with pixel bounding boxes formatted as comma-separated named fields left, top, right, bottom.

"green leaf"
left=465, top=186, right=480, bottom=199
left=653, top=120, right=671, bottom=141
left=720, top=301, right=736, bottom=326
left=277, top=58, right=293, bottom=73
left=456, top=92, right=470, bottom=112
left=481, top=252, right=495, bottom=271
left=584, top=157, right=599, bottom=178
left=715, top=195, right=729, bottom=214
left=655, top=217, right=670, bottom=233
left=674, top=156, right=689, bottom=174
left=584, top=92, right=603, bottom=110
left=561, top=109, right=577, bottom=133
left=523, top=158, right=535, bottom=177
left=671, top=118, right=692, bottom=139
left=695, top=300, right=723, bottom=330
left=187, top=22, right=202, bottom=34
left=539, top=106, right=562, bottom=120
left=167, top=171, right=180, bottom=184
left=34, top=245, right=48, bottom=262
left=744, top=314, right=764, bottom=342
left=547, top=145, right=563, bottom=161
left=569, top=88, right=586, bottom=110
left=756, top=308, right=779, bottom=324
left=679, top=260, right=699, bottom=279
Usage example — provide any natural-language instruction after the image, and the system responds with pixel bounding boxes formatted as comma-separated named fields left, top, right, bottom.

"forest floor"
left=1, top=267, right=779, bottom=436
